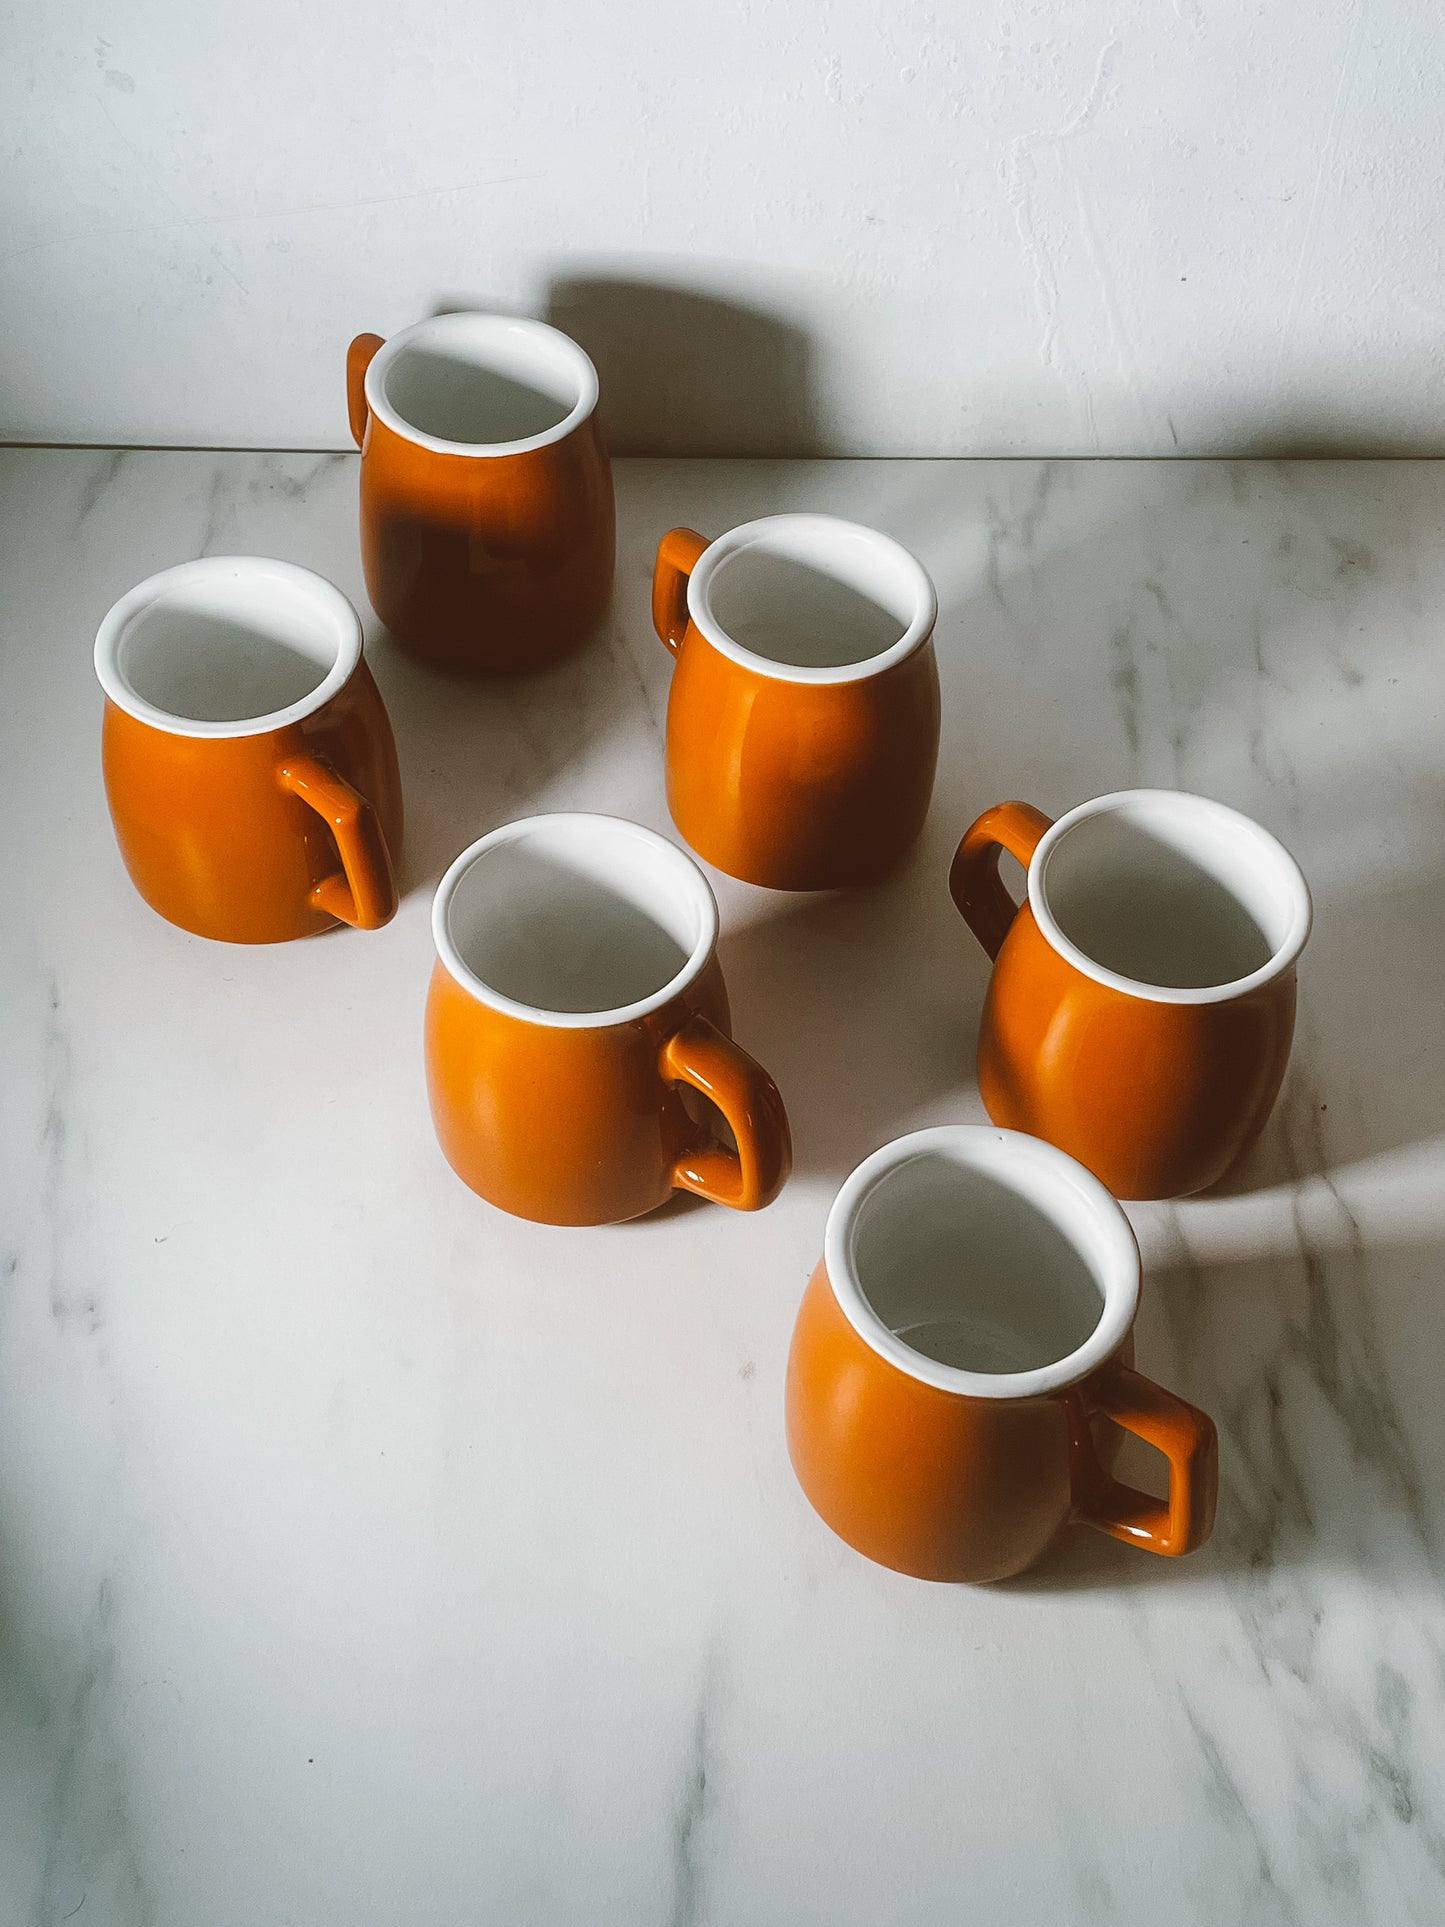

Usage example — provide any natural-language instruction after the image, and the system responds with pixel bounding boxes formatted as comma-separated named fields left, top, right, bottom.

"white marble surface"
left=2, top=449, right=1445, bottom=1925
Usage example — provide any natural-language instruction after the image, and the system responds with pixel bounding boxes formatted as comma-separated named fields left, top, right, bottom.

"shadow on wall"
left=397, top=321, right=1445, bottom=458
left=1157, top=392, right=1445, bottom=459
left=1237, top=429, right=1445, bottom=459
left=545, top=276, right=826, bottom=457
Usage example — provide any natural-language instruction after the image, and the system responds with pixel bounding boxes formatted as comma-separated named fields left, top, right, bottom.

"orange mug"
left=651, top=514, right=940, bottom=888
left=95, top=557, right=402, bottom=943
left=950, top=789, right=1312, bottom=1199
left=348, top=313, right=614, bottom=672
left=786, top=1125, right=1218, bottom=1582
left=425, top=813, right=792, bottom=1224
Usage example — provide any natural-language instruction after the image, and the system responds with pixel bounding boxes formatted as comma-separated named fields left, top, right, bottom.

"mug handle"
left=280, top=752, right=399, bottom=930
left=1068, top=1361, right=1218, bottom=1556
left=651, top=528, right=710, bottom=656
left=661, top=1015, right=791, bottom=1210
left=347, top=333, right=385, bottom=448
left=948, top=801, right=1055, bottom=960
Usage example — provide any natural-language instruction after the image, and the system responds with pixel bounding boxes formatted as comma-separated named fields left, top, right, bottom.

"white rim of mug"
left=823, top=1125, right=1141, bottom=1400
left=1027, top=788, right=1314, bottom=1007
left=431, top=812, right=721, bottom=1030
left=363, top=313, right=600, bottom=458
left=685, top=512, right=938, bottom=687
left=94, top=555, right=364, bottom=740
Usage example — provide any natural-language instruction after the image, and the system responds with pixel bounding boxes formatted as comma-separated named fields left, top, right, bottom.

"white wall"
left=5, top=0, right=1444, bottom=455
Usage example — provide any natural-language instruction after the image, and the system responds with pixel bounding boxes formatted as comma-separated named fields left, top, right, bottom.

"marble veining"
left=1, top=450, right=1444, bottom=1924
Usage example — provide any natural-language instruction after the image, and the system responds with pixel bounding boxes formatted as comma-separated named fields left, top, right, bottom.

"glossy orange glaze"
left=349, top=333, right=614, bottom=673
left=651, top=528, right=941, bottom=890
left=785, top=1259, right=1217, bottom=1582
left=101, top=662, right=402, bottom=943
left=951, top=801, right=1297, bottom=1199
left=424, top=953, right=791, bottom=1225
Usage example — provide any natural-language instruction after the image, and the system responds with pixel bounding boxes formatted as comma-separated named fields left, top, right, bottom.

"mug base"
left=436, top=1147, right=680, bottom=1228
left=383, top=619, right=599, bottom=677
left=121, top=874, right=341, bottom=945
left=669, top=813, right=916, bottom=893
left=792, top=1481, right=1069, bottom=1585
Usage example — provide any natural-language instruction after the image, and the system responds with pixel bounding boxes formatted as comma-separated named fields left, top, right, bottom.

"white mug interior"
left=433, top=814, right=719, bottom=1026
left=93, top=557, right=363, bottom=738
left=1031, top=790, right=1312, bottom=1002
left=824, top=1127, right=1138, bottom=1399
left=366, top=314, right=599, bottom=455
left=688, top=513, right=937, bottom=680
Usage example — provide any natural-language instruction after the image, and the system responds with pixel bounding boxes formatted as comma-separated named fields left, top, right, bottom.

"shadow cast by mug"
left=630, top=1187, right=713, bottom=1223
left=1196, top=860, right=1445, bottom=1193
left=366, top=614, right=648, bottom=902
left=545, top=274, right=826, bottom=456
left=716, top=818, right=985, bottom=1183
left=998, top=1520, right=1227, bottom=1593
left=1219, top=408, right=1445, bottom=460
left=1004, top=1240, right=1445, bottom=1592
left=1021, top=1202, right=1445, bottom=1594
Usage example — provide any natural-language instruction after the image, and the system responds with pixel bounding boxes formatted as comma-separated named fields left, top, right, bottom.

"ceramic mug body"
left=950, top=790, right=1312, bottom=1199
left=786, top=1126, right=1218, bottom=1582
left=96, top=557, right=402, bottom=943
left=349, top=314, right=615, bottom=672
left=651, top=515, right=941, bottom=889
left=425, top=814, right=792, bottom=1225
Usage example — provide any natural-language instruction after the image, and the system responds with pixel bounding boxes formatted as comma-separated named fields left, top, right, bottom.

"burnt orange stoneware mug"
left=95, top=557, right=402, bottom=943
left=426, top=813, right=792, bottom=1224
left=786, top=1125, right=1218, bottom=1582
left=651, top=514, right=941, bottom=888
left=950, top=789, right=1312, bottom=1199
left=348, top=313, right=614, bottom=672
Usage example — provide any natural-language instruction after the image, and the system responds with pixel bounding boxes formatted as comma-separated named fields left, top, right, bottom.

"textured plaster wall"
left=3, top=1, right=1443, bottom=453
